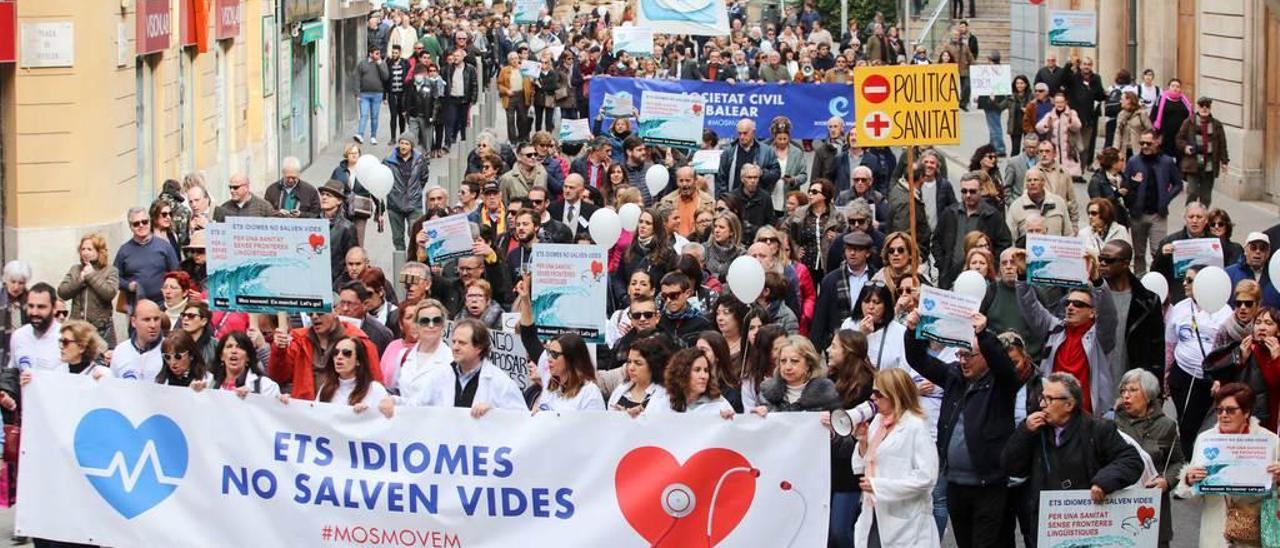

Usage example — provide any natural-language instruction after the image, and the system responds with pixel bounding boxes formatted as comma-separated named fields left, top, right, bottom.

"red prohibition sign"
left=862, top=74, right=891, bottom=104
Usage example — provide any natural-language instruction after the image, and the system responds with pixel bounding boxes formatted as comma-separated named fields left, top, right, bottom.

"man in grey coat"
left=1016, top=277, right=1118, bottom=415
left=1002, top=134, right=1040, bottom=200
left=355, top=47, right=390, bottom=145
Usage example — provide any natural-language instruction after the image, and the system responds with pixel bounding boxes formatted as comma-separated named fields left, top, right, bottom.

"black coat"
left=810, top=264, right=878, bottom=351
left=1063, top=62, right=1106, bottom=125
left=441, top=62, right=479, bottom=104
left=1113, top=271, right=1166, bottom=378
left=931, top=201, right=1013, bottom=288
left=406, top=79, right=442, bottom=123
left=758, top=377, right=842, bottom=412
left=327, top=215, right=359, bottom=284
left=1001, top=413, right=1144, bottom=537
left=909, top=330, right=1021, bottom=486
left=264, top=179, right=322, bottom=218
left=546, top=200, right=598, bottom=237
left=658, top=313, right=712, bottom=348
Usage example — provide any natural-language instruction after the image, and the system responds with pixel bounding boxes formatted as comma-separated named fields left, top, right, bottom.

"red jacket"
left=268, top=323, right=383, bottom=401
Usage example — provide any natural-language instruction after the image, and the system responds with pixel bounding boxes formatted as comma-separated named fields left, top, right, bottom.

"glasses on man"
left=853, top=176, right=871, bottom=182
left=1065, top=299, right=1094, bottom=310
left=661, top=291, right=685, bottom=301
left=1040, top=394, right=1069, bottom=404
left=1139, top=140, right=1156, bottom=147
left=629, top=310, right=657, bottom=320
left=54, top=310, right=69, bottom=319
left=1098, top=256, right=1124, bottom=265
left=850, top=217, right=870, bottom=226
left=959, top=188, right=979, bottom=195
left=130, top=219, right=150, bottom=228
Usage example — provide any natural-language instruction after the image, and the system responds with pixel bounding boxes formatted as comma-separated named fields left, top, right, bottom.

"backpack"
left=1104, top=87, right=1124, bottom=118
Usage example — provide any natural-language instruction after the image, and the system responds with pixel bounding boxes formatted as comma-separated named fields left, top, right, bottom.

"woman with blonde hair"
left=964, top=247, right=997, bottom=282
left=851, top=368, right=940, bottom=547
left=872, top=231, right=928, bottom=292
left=56, top=320, right=108, bottom=375
left=57, top=233, right=119, bottom=345
left=753, top=336, right=840, bottom=414
left=754, top=226, right=813, bottom=332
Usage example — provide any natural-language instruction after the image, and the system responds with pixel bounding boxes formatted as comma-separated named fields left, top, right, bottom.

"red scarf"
left=1054, top=322, right=1092, bottom=413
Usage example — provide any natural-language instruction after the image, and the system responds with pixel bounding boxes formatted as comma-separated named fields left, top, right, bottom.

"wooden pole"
left=907, top=146, right=919, bottom=285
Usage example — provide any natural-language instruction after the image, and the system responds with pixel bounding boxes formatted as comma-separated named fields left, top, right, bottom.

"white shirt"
left=219, top=369, right=281, bottom=398
left=645, top=394, right=732, bottom=415
left=1166, top=298, right=1232, bottom=378
left=110, top=337, right=164, bottom=381
left=605, top=308, right=632, bottom=347
left=393, top=340, right=454, bottom=401
left=409, top=360, right=527, bottom=411
left=536, top=382, right=606, bottom=412
left=608, top=381, right=669, bottom=409
left=6, top=322, right=61, bottom=371
left=319, top=377, right=390, bottom=407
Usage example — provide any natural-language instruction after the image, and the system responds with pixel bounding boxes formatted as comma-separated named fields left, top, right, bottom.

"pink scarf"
left=1153, top=91, right=1192, bottom=130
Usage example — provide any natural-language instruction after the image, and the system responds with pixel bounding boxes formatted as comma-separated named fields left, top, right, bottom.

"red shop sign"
left=215, top=0, right=241, bottom=40
left=137, top=0, right=172, bottom=55
left=0, top=1, right=15, bottom=64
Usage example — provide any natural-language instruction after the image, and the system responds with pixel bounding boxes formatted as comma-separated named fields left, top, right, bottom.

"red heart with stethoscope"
left=614, top=446, right=757, bottom=546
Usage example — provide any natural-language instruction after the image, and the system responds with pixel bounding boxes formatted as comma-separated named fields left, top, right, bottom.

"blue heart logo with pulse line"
left=1203, top=447, right=1220, bottom=461
left=74, top=409, right=188, bottom=519
left=1031, top=245, right=1046, bottom=257
left=922, top=299, right=936, bottom=311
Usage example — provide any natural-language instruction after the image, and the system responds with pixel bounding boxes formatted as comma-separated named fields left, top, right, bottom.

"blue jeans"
left=985, top=109, right=1006, bottom=155
left=829, top=491, right=861, bottom=548
left=931, top=480, right=948, bottom=538
left=358, top=92, right=383, bottom=139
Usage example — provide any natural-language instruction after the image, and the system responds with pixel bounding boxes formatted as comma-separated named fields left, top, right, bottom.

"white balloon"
left=588, top=208, right=622, bottom=249
left=618, top=203, right=642, bottom=232
left=645, top=165, right=669, bottom=199
left=952, top=271, right=987, bottom=301
left=1140, top=272, right=1169, bottom=303
left=359, top=163, right=394, bottom=198
left=1270, top=249, right=1280, bottom=293
left=353, top=154, right=381, bottom=183
left=1193, top=266, right=1232, bottom=313
left=726, top=256, right=765, bottom=303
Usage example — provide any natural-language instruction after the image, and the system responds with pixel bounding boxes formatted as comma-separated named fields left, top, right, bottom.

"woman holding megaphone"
left=821, top=329, right=878, bottom=548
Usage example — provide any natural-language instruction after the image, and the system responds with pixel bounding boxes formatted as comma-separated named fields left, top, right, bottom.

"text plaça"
left=216, top=432, right=576, bottom=518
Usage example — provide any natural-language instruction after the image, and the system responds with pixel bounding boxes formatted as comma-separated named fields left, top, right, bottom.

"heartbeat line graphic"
left=81, top=441, right=182, bottom=493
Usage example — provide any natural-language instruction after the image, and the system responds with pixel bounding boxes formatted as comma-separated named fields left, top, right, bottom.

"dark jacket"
left=758, top=377, right=841, bottom=412
left=1033, top=65, right=1066, bottom=95
left=1111, top=271, right=1167, bottom=378
left=1062, top=62, right=1106, bottom=124
left=810, top=263, right=878, bottom=351
left=359, top=314, right=394, bottom=356
left=885, top=180, right=931, bottom=257
left=1150, top=227, right=1206, bottom=303
left=1001, top=413, right=1144, bottom=537
left=264, top=179, right=322, bottom=218
left=1087, top=170, right=1130, bottom=226
left=407, top=78, right=443, bottom=123
left=213, top=194, right=276, bottom=221
left=441, top=62, right=479, bottom=104
left=811, top=138, right=841, bottom=183
left=909, top=329, right=1021, bottom=486
left=715, top=140, right=781, bottom=197
left=1175, top=114, right=1230, bottom=178
left=1113, top=407, right=1183, bottom=545
left=727, top=186, right=776, bottom=242
left=658, top=312, right=712, bottom=348
left=1205, top=343, right=1272, bottom=428
left=1225, top=259, right=1280, bottom=309
left=1122, top=152, right=1182, bottom=218
left=383, top=149, right=430, bottom=214
left=327, top=214, right=359, bottom=283
left=932, top=201, right=1012, bottom=288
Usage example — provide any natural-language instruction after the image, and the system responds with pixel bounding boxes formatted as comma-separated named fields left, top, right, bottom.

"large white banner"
left=635, top=0, right=730, bottom=36
left=17, top=372, right=829, bottom=547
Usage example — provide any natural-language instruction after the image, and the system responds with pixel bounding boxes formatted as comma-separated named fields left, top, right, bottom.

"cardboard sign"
left=853, top=65, right=960, bottom=146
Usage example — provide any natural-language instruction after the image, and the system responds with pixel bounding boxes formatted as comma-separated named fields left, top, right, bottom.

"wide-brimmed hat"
left=185, top=230, right=207, bottom=250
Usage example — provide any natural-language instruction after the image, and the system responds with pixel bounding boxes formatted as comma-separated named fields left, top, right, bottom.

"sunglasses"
left=807, top=188, right=823, bottom=195
left=228, top=183, right=246, bottom=190
left=162, top=351, right=188, bottom=362
left=160, top=211, right=172, bottom=217
left=522, top=152, right=539, bottom=158
left=661, top=291, right=685, bottom=301
left=58, top=337, right=76, bottom=347
left=546, top=348, right=563, bottom=360
left=130, top=219, right=150, bottom=228
left=984, top=154, right=997, bottom=159
left=887, top=246, right=908, bottom=255
left=1236, top=299, right=1257, bottom=308
left=1087, top=210, right=1101, bottom=216
left=1098, top=256, right=1124, bottom=265
left=629, top=310, right=657, bottom=320
left=853, top=176, right=871, bottom=182
left=851, top=218, right=870, bottom=226
left=758, top=237, right=780, bottom=244
left=416, top=316, right=446, bottom=327
left=335, top=348, right=357, bottom=358
left=54, top=310, right=69, bottom=319
left=1065, top=298, right=1094, bottom=309
left=1215, top=406, right=1242, bottom=415
left=1210, top=221, right=1229, bottom=227
left=1139, top=141, right=1156, bottom=146
left=960, top=189, right=979, bottom=195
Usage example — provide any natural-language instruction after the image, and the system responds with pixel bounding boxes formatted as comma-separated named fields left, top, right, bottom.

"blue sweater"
left=113, top=236, right=179, bottom=304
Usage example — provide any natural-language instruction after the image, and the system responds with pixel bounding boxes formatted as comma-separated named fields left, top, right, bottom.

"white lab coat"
left=409, top=360, right=527, bottom=411
left=850, top=412, right=940, bottom=547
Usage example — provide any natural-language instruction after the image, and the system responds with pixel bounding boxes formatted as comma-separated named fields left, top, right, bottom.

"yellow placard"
left=853, top=64, right=961, bottom=146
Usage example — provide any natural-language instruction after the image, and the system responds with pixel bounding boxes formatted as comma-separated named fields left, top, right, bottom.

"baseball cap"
left=1246, top=232, right=1270, bottom=246
left=482, top=181, right=500, bottom=194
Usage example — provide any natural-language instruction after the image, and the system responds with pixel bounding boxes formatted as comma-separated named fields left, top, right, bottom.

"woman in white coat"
left=851, top=368, right=940, bottom=548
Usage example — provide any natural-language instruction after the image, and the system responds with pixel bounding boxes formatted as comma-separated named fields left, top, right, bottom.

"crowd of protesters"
left=2, top=1, right=1280, bottom=547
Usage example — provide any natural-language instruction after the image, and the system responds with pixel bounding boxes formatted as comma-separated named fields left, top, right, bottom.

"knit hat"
left=399, top=132, right=417, bottom=147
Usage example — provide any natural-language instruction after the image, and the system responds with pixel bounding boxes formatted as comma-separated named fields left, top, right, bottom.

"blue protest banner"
left=589, top=77, right=854, bottom=140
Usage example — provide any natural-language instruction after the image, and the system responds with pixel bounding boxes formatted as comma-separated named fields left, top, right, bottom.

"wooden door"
left=1266, top=7, right=1280, bottom=201
left=1177, top=0, right=1197, bottom=97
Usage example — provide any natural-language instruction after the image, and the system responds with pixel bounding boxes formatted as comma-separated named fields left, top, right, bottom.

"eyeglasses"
left=162, top=351, right=188, bottom=362
left=1210, top=221, right=1229, bottom=228
left=984, top=154, right=997, bottom=159
left=181, top=312, right=202, bottom=320
left=228, top=183, right=246, bottom=190
left=1215, top=406, right=1242, bottom=415
left=54, top=310, right=69, bottom=319
left=1098, top=256, right=1124, bottom=265
left=629, top=310, right=657, bottom=320
left=58, top=337, right=76, bottom=348
left=530, top=198, right=545, bottom=205
left=522, top=152, right=539, bottom=158
left=417, top=316, right=446, bottom=327
left=335, top=348, right=356, bottom=358
left=130, top=219, right=150, bottom=228
left=853, top=177, right=871, bottom=182
left=1041, top=394, right=1069, bottom=404
left=546, top=348, right=563, bottom=360
left=758, top=237, right=780, bottom=244
left=887, top=246, right=908, bottom=255
left=1065, top=299, right=1093, bottom=309
left=1236, top=299, right=1256, bottom=308
left=807, top=188, right=823, bottom=195
left=850, top=218, right=870, bottom=226
left=1087, top=209, right=1100, bottom=217
left=160, top=211, right=172, bottom=217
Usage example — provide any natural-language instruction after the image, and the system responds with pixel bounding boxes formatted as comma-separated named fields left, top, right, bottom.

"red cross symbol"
left=863, top=112, right=892, bottom=139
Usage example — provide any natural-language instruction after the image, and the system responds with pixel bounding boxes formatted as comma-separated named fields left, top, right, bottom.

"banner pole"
left=908, top=146, right=918, bottom=285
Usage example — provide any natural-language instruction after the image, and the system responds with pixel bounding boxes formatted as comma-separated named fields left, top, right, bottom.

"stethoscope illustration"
left=652, top=466, right=809, bottom=547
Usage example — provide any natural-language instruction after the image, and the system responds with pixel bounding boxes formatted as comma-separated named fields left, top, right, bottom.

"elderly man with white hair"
left=716, top=118, right=780, bottom=197
left=1006, top=167, right=1073, bottom=240
left=813, top=116, right=845, bottom=183
left=2, top=260, right=32, bottom=359
left=264, top=156, right=322, bottom=218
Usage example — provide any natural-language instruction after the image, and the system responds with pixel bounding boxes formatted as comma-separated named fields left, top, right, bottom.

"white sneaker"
left=352, top=134, right=363, bottom=144
left=371, top=137, right=379, bottom=146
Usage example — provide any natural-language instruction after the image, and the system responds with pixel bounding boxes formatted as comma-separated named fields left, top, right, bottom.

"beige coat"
left=1112, top=107, right=1153, bottom=157
left=1173, top=418, right=1280, bottom=548
left=1006, top=191, right=1074, bottom=239
left=1039, top=163, right=1079, bottom=229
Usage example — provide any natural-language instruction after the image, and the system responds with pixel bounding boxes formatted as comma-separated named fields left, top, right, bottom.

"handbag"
left=1263, top=492, right=1280, bottom=548
left=553, top=86, right=569, bottom=101
left=1225, top=496, right=1263, bottom=544
left=3, top=424, right=19, bottom=465
left=348, top=195, right=376, bottom=220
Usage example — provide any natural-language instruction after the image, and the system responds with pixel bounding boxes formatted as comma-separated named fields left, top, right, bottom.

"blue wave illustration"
left=640, top=0, right=718, bottom=24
